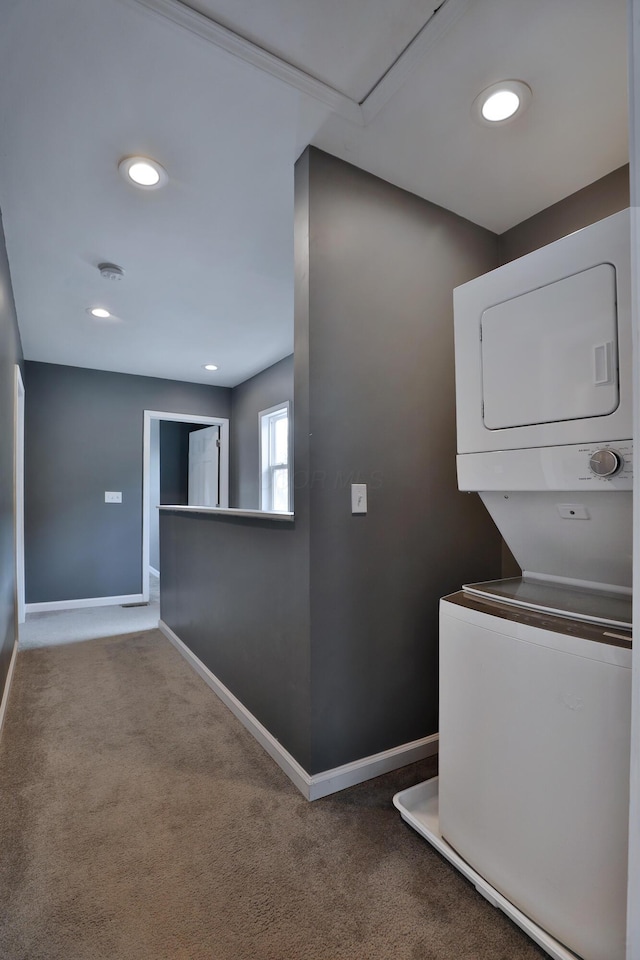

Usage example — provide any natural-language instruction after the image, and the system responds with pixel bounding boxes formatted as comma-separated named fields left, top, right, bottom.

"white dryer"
left=454, top=208, right=633, bottom=597
left=395, top=210, right=633, bottom=960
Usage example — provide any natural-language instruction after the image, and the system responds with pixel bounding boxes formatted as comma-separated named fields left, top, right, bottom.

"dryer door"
left=481, top=263, right=619, bottom=430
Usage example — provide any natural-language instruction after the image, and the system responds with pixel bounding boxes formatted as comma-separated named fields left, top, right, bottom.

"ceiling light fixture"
left=88, top=307, right=111, bottom=319
left=473, top=80, right=532, bottom=126
left=118, top=156, right=168, bottom=189
left=203, top=363, right=219, bottom=371
left=98, top=262, right=125, bottom=281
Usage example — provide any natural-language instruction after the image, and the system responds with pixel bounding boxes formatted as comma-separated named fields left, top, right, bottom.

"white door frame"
left=14, top=365, right=25, bottom=627
left=628, top=2, right=640, bottom=956
left=142, top=410, right=229, bottom=602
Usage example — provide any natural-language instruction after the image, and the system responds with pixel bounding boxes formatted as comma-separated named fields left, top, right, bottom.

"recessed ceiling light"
left=88, top=307, right=111, bottom=318
left=473, top=80, right=532, bottom=126
left=203, top=363, right=219, bottom=371
left=482, top=90, right=519, bottom=122
left=118, top=156, right=168, bottom=189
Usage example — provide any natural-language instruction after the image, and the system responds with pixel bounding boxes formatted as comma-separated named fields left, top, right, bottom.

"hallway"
left=19, top=575, right=160, bottom=651
left=0, top=616, right=548, bottom=960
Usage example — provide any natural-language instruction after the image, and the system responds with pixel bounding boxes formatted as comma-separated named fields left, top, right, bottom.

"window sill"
left=157, top=505, right=294, bottom=522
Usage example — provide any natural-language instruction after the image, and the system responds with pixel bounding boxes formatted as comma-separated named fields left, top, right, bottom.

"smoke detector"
left=98, top=262, right=125, bottom=281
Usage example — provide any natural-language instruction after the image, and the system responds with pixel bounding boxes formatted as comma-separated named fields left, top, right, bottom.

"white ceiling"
left=0, top=0, right=629, bottom=386
left=184, top=0, right=442, bottom=101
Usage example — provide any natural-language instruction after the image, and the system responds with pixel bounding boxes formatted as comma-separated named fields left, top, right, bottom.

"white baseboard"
left=148, top=566, right=160, bottom=579
left=158, top=619, right=439, bottom=801
left=307, top=733, right=439, bottom=801
left=159, top=619, right=312, bottom=797
left=0, top=640, right=18, bottom=741
left=26, top=593, right=146, bottom=614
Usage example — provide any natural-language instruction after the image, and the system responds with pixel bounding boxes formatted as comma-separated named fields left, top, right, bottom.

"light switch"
left=105, top=491, right=122, bottom=503
left=351, top=483, right=367, bottom=514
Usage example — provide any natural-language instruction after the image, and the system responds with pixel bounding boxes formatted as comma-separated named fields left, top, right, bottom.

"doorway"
left=142, top=411, right=229, bottom=601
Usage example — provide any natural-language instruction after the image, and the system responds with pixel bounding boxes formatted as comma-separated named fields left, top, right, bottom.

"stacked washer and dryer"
left=394, top=210, right=633, bottom=960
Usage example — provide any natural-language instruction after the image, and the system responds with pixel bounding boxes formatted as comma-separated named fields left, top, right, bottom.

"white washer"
left=439, top=587, right=631, bottom=960
left=395, top=211, right=634, bottom=960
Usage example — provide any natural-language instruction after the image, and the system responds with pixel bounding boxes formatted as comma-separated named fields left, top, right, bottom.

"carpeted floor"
left=0, top=629, right=549, bottom=960
left=18, top=575, right=160, bottom=650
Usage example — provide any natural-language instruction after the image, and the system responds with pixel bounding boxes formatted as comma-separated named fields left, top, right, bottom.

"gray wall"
left=230, top=355, right=293, bottom=509
left=160, top=511, right=311, bottom=768
left=0, top=211, right=23, bottom=699
left=24, top=362, right=230, bottom=603
left=161, top=147, right=503, bottom=775
left=499, top=164, right=629, bottom=264
left=302, top=148, right=503, bottom=772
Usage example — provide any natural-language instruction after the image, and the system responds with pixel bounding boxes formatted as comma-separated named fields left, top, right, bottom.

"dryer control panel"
left=589, top=448, right=624, bottom=478
left=457, top=441, right=633, bottom=492
left=581, top=443, right=632, bottom=484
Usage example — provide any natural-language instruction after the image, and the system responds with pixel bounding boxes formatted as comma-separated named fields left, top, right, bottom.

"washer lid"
left=462, top=576, right=632, bottom=629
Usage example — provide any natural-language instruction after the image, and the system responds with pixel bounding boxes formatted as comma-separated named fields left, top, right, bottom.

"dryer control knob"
left=589, top=448, right=622, bottom=477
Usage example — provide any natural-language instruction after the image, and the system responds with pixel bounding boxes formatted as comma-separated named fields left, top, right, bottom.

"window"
left=259, top=402, right=291, bottom=512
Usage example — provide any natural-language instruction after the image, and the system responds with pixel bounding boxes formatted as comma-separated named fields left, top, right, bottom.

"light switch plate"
left=105, top=491, right=122, bottom=503
left=351, top=483, right=367, bottom=514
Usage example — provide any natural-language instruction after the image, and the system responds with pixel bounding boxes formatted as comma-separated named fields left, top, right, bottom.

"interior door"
left=188, top=425, right=220, bottom=507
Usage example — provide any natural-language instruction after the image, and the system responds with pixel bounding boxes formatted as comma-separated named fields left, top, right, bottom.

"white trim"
left=259, top=400, right=292, bottom=513
left=26, top=593, right=145, bottom=613
left=258, top=400, right=290, bottom=418
left=126, top=0, right=364, bottom=125
left=142, top=410, right=229, bottom=602
left=158, top=619, right=439, bottom=801
left=628, top=0, right=640, bottom=955
left=307, top=733, right=439, bottom=801
left=0, top=640, right=18, bottom=741
left=148, top=566, right=160, bottom=579
left=158, top=505, right=293, bottom=521
left=126, top=0, right=470, bottom=126
left=14, top=366, right=25, bottom=626
left=159, top=619, right=311, bottom=798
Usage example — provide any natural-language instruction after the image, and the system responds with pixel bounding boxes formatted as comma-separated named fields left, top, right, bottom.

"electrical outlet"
left=105, top=491, right=122, bottom=503
left=351, top=483, right=367, bottom=514
left=557, top=503, right=589, bottom=520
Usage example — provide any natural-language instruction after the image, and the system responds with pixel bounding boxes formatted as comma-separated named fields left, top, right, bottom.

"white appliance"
left=395, top=210, right=633, bottom=960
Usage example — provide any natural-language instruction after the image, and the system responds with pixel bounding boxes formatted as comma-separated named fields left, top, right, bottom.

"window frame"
left=258, top=401, right=292, bottom=512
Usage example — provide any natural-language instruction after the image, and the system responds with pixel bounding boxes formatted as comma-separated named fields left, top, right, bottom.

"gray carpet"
left=0, top=629, right=549, bottom=960
left=19, top=575, right=160, bottom=650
